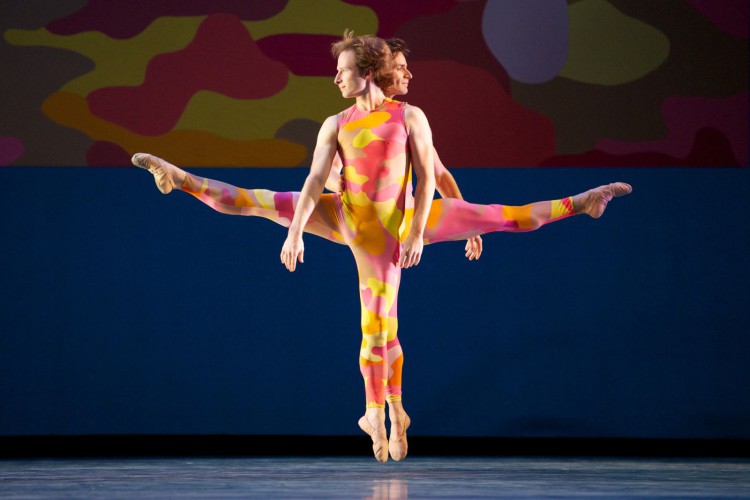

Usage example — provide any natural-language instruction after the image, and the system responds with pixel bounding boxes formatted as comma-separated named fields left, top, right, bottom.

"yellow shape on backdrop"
left=175, top=75, right=347, bottom=140
left=5, top=17, right=204, bottom=95
left=561, top=0, right=669, bottom=85
left=5, top=1, right=377, bottom=95
left=5, top=1, right=379, bottom=165
left=245, top=0, right=377, bottom=39
left=43, top=92, right=306, bottom=166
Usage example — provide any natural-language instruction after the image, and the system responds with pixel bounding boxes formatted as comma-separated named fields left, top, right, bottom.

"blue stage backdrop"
left=1, top=167, right=748, bottom=438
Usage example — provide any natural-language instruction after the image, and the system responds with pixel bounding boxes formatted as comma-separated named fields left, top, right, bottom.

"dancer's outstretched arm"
left=433, top=150, right=483, bottom=261
left=280, top=115, right=338, bottom=272
left=433, top=150, right=462, bottom=199
left=399, top=105, right=435, bottom=269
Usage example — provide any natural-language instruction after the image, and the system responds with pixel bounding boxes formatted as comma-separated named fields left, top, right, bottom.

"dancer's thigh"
left=252, top=191, right=347, bottom=245
left=183, top=173, right=346, bottom=244
left=400, top=198, right=509, bottom=245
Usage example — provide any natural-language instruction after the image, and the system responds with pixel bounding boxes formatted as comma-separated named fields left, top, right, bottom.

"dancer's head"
left=331, top=30, right=392, bottom=97
left=384, top=38, right=412, bottom=98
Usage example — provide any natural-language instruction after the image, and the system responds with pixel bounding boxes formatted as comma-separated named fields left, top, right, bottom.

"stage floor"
left=1, top=456, right=749, bottom=498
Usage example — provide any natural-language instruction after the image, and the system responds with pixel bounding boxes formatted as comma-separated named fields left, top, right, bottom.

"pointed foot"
left=131, top=153, right=180, bottom=194
left=388, top=414, right=411, bottom=462
left=358, top=415, right=389, bottom=463
left=575, top=182, right=632, bottom=218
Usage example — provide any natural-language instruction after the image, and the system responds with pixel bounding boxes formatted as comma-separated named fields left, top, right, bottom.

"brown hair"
left=385, top=38, right=410, bottom=57
left=331, top=29, right=392, bottom=89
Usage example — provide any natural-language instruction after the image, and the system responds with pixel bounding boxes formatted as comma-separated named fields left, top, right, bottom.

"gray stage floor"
left=1, top=457, right=749, bottom=498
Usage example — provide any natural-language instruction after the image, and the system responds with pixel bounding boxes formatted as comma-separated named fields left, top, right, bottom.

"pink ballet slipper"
left=388, top=413, right=411, bottom=462
left=131, top=153, right=182, bottom=194
left=573, top=182, right=632, bottom=218
left=358, top=415, right=389, bottom=463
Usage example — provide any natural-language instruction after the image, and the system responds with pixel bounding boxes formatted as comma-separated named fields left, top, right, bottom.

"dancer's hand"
left=465, top=235, right=483, bottom=261
left=280, top=233, right=305, bottom=272
left=399, top=234, right=424, bottom=269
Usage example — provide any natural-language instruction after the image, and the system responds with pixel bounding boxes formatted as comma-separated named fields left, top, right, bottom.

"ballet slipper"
left=358, top=415, right=389, bottom=463
left=131, top=153, right=182, bottom=194
left=573, top=182, right=632, bottom=219
left=388, top=413, right=411, bottom=462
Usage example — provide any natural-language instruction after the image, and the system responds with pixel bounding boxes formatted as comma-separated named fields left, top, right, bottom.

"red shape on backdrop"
left=343, top=0, right=457, bottom=37
left=257, top=34, right=340, bottom=77
left=47, top=0, right=289, bottom=39
left=87, top=13, right=288, bottom=136
left=406, top=61, right=555, bottom=167
left=539, top=128, right=740, bottom=167
left=394, top=0, right=510, bottom=93
left=0, top=136, right=25, bottom=165
left=86, top=141, right=132, bottom=167
left=682, top=0, right=748, bottom=38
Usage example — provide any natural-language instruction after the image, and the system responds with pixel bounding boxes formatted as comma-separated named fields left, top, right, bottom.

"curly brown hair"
left=385, top=38, right=410, bottom=57
left=331, top=30, right=393, bottom=90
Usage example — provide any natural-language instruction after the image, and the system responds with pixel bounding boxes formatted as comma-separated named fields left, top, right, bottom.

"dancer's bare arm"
left=433, top=150, right=460, bottom=200
left=324, top=153, right=344, bottom=192
left=280, top=115, right=338, bottom=272
left=400, top=105, right=435, bottom=269
left=433, top=150, right=483, bottom=261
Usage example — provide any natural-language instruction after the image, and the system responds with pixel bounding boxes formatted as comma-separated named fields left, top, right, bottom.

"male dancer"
left=133, top=31, right=631, bottom=462
left=325, top=38, right=484, bottom=261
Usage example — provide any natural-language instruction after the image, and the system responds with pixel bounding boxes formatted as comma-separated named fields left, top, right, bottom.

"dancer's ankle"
left=365, top=407, right=386, bottom=421
left=387, top=400, right=404, bottom=413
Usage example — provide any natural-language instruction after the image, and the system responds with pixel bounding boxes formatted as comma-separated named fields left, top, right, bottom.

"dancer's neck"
left=355, top=82, right=386, bottom=112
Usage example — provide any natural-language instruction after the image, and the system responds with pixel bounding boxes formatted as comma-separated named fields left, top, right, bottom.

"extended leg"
left=133, top=153, right=346, bottom=243
left=417, top=183, right=632, bottom=243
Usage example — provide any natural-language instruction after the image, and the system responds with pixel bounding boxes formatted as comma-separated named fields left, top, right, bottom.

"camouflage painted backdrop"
left=1, top=0, right=747, bottom=167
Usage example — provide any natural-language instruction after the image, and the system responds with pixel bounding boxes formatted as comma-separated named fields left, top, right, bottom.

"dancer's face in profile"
left=334, top=49, right=368, bottom=98
left=387, top=51, right=412, bottom=97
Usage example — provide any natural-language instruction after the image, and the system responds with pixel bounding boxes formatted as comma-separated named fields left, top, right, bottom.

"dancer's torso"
left=337, top=98, right=413, bottom=239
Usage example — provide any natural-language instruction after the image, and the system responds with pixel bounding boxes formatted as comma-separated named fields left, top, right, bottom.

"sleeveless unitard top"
left=337, top=98, right=413, bottom=240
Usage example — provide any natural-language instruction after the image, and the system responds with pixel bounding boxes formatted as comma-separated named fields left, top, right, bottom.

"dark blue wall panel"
left=1, top=167, right=748, bottom=438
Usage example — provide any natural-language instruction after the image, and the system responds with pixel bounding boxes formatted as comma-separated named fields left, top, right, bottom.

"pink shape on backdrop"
left=343, top=0, right=457, bottom=37
left=257, top=34, right=340, bottom=77
left=597, top=93, right=749, bottom=166
left=87, top=13, right=288, bottom=136
left=47, top=0, right=288, bottom=39
left=394, top=0, right=511, bottom=94
left=86, top=141, right=131, bottom=166
left=405, top=60, right=555, bottom=167
left=682, top=0, right=748, bottom=38
left=0, top=137, right=25, bottom=165
left=542, top=128, right=740, bottom=167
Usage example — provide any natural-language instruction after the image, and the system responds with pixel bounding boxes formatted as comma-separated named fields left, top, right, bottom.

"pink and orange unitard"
left=173, top=98, right=575, bottom=408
